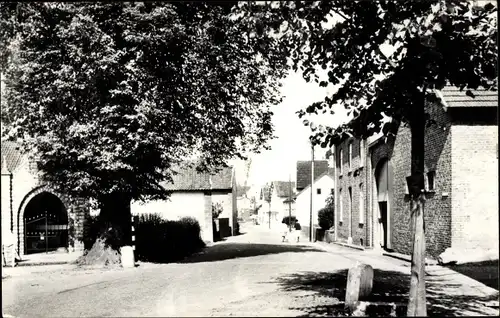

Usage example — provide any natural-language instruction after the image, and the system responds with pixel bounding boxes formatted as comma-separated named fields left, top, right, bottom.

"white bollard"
left=120, top=246, right=135, bottom=268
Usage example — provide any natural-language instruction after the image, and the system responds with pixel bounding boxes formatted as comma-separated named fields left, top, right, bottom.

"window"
left=348, top=143, right=352, bottom=171
left=317, top=188, right=322, bottom=195
left=426, top=171, right=436, bottom=192
left=339, top=189, right=343, bottom=221
left=348, top=187, right=353, bottom=220
left=359, top=184, right=364, bottom=224
left=331, top=188, right=334, bottom=195
left=339, top=148, right=343, bottom=175
left=360, top=139, right=365, bottom=167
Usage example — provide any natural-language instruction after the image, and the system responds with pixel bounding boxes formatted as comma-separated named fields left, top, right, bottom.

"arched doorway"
left=374, top=158, right=393, bottom=250
left=23, top=192, right=68, bottom=254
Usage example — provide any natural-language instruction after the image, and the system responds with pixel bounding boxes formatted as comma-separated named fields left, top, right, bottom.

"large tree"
left=238, top=0, right=497, bottom=315
left=0, top=3, right=288, bottom=248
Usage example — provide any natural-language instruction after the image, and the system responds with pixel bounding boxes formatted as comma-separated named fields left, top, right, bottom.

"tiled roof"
left=296, top=160, right=329, bottom=191
left=1, top=141, right=24, bottom=173
left=272, top=181, right=295, bottom=198
left=162, top=164, right=233, bottom=191
left=296, top=170, right=335, bottom=198
left=211, top=166, right=234, bottom=190
left=439, top=86, right=498, bottom=108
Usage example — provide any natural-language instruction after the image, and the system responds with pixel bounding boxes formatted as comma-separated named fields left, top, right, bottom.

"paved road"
left=5, top=222, right=493, bottom=317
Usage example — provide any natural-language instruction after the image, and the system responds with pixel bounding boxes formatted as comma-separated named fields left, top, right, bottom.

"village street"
left=2, top=222, right=498, bottom=317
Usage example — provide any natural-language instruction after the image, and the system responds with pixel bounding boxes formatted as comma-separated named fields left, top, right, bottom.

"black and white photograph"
left=1, top=1, right=498, bottom=317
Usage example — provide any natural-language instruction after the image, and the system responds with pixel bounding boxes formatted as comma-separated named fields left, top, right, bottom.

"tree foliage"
left=212, top=202, right=224, bottom=219
left=0, top=2, right=288, bottom=202
left=238, top=0, right=497, bottom=145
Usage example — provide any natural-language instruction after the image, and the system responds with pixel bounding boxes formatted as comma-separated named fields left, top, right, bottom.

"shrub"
left=282, top=216, right=297, bottom=226
left=318, top=207, right=334, bottom=231
left=135, top=213, right=205, bottom=263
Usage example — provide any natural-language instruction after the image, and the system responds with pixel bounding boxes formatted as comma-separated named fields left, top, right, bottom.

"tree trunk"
left=407, top=95, right=427, bottom=316
left=98, top=192, right=132, bottom=250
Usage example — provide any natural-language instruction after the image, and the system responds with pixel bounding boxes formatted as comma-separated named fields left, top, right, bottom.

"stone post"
left=345, top=263, right=374, bottom=313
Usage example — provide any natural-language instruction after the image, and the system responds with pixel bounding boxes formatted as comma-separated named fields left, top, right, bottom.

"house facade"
left=333, top=86, right=498, bottom=258
left=259, top=181, right=296, bottom=228
left=1, top=141, right=89, bottom=266
left=131, top=165, right=237, bottom=243
left=236, top=196, right=253, bottom=220
left=295, top=171, right=335, bottom=239
left=296, top=160, right=329, bottom=193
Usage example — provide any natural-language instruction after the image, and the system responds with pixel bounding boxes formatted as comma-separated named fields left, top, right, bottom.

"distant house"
left=333, top=86, right=498, bottom=258
left=296, top=160, right=329, bottom=192
left=295, top=170, right=335, bottom=238
left=131, top=164, right=237, bottom=243
left=259, top=181, right=296, bottom=228
left=236, top=196, right=253, bottom=220
left=1, top=141, right=89, bottom=266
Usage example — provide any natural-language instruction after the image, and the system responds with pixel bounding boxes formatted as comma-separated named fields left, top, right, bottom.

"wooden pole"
left=268, top=209, right=271, bottom=229
left=333, top=144, right=338, bottom=242
left=45, top=210, right=48, bottom=254
left=310, top=143, right=314, bottom=242
left=407, top=89, right=427, bottom=316
left=288, top=174, right=292, bottom=232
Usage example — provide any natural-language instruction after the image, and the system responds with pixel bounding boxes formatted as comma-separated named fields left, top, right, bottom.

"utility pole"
left=288, top=174, right=292, bottom=232
left=310, top=142, right=314, bottom=242
left=267, top=182, right=273, bottom=230
left=45, top=210, right=48, bottom=254
left=268, top=203, right=271, bottom=230
left=333, top=144, right=338, bottom=242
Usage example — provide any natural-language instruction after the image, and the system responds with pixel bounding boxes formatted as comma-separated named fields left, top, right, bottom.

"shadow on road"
left=273, top=269, right=499, bottom=317
left=177, top=243, right=324, bottom=264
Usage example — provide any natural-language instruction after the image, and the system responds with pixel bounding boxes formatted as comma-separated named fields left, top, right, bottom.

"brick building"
left=333, top=86, right=498, bottom=258
left=1, top=141, right=89, bottom=266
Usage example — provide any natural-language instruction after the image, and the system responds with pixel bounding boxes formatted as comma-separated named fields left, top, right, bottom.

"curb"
left=382, top=252, right=438, bottom=266
left=15, top=260, right=75, bottom=267
left=332, top=241, right=365, bottom=251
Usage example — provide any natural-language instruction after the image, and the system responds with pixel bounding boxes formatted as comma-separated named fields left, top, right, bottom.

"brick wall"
left=68, top=197, right=89, bottom=252
left=451, top=125, right=498, bottom=251
left=335, top=138, right=370, bottom=248
left=390, top=101, right=453, bottom=258
left=333, top=100, right=496, bottom=257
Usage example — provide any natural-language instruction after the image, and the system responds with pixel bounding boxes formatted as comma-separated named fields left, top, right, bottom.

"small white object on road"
left=120, top=246, right=135, bottom=268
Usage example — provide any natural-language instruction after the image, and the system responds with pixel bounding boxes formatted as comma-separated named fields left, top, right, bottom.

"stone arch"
left=373, top=157, right=394, bottom=250
left=16, top=185, right=72, bottom=255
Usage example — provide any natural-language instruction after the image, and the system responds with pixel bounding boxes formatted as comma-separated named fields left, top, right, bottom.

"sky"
left=231, top=11, right=404, bottom=193
left=230, top=71, right=350, bottom=193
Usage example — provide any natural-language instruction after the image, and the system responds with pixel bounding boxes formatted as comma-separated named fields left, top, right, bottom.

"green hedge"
left=135, top=214, right=205, bottom=263
left=318, top=207, right=334, bottom=230
left=83, top=213, right=206, bottom=263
